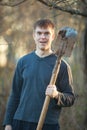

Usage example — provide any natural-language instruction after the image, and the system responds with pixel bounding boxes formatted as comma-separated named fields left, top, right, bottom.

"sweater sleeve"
left=3, top=59, right=23, bottom=126
left=55, top=62, right=75, bottom=107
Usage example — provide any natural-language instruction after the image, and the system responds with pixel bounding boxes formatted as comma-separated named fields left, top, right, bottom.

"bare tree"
left=0, top=0, right=87, bottom=17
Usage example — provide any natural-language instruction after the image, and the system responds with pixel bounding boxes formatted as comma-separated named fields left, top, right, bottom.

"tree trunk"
left=83, top=19, right=87, bottom=129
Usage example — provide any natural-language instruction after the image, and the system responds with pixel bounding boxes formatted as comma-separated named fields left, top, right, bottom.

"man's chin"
left=39, top=45, right=49, bottom=51
left=40, top=48, right=46, bottom=51
left=40, top=47, right=49, bottom=51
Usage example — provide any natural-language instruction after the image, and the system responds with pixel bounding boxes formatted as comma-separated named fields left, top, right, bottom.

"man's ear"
left=52, top=33, right=55, bottom=40
left=33, top=31, right=35, bottom=40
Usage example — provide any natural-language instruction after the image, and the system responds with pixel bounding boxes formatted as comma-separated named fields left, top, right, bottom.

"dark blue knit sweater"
left=3, top=51, right=75, bottom=126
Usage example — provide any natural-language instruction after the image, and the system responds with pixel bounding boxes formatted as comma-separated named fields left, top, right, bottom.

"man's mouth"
left=39, top=41, right=47, bottom=44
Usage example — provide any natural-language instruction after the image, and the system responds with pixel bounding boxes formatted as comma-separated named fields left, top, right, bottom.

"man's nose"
left=41, top=34, right=46, bottom=38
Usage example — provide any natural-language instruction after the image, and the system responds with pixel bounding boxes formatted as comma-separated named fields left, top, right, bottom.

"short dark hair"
left=33, top=19, right=55, bottom=30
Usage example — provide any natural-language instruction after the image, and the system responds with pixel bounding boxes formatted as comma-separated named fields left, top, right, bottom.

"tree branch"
left=37, top=0, right=87, bottom=17
left=0, top=0, right=87, bottom=17
left=0, top=0, right=28, bottom=7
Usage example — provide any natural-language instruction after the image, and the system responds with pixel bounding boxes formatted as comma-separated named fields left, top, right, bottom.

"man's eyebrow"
left=36, top=31, right=50, bottom=33
left=36, top=31, right=42, bottom=33
left=45, top=31, right=50, bottom=34
left=35, top=30, right=51, bottom=34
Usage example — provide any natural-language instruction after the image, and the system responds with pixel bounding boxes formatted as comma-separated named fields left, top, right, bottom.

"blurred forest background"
left=0, top=0, right=87, bottom=130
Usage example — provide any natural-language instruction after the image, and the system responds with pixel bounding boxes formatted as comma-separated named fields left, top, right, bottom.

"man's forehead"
left=35, top=26, right=54, bottom=32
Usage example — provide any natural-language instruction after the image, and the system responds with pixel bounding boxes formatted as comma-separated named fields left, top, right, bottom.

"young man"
left=3, top=19, right=75, bottom=130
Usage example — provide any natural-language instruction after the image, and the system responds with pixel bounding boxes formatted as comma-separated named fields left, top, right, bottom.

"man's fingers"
left=45, top=85, right=58, bottom=98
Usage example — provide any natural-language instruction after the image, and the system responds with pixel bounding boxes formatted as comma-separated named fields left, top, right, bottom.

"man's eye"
left=45, top=32, right=50, bottom=35
left=37, top=32, right=41, bottom=35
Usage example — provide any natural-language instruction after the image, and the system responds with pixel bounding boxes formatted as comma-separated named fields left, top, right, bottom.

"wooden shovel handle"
left=36, top=96, right=50, bottom=130
left=36, top=56, right=61, bottom=130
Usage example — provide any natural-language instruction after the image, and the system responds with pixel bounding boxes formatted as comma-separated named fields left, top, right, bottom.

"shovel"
left=36, top=27, right=78, bottom=130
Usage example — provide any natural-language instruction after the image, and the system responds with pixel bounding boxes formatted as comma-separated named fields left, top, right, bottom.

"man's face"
left=33, top=26, right=55, bottom=51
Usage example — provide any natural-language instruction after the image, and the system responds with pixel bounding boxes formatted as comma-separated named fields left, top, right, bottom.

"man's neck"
left=35, top=49, right=53, bottom=58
